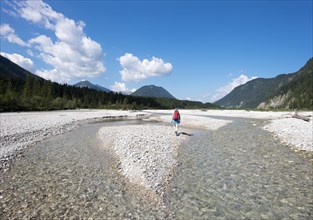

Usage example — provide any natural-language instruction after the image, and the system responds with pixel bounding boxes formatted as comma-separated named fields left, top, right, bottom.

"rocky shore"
left=263, top=118, right=313, bottom=152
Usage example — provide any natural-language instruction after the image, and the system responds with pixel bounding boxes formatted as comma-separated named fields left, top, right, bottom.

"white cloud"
left=110, top=82, right=136, bottom=95
left=1, top=52, right=34, bottom=72
left=6, top=0, right=106, bottom=83
left=118, top=53, right=173, bottom=82
left=0, top=23, right=28, bottom=46
left=14, top=0, right=60, bottom=30
left=27, top=49, right=34, bottom=56
left=211, top=74, right=257, bottom=102
left=0, top=23, right=14, bottom=35
left=28, top=35, right=53, bottom=49
left=35, top=69, right=71, bottom=82
left=34, top=68, right=79, bottom=83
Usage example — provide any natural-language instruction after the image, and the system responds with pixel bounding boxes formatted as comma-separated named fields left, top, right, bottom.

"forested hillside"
left=258, top=58, right=313, bottom=109
left=215, top=74, right=291, bottom=108
left=215, top=58, right=313, bottom=110
left=0, top=55, right=217, bottom=112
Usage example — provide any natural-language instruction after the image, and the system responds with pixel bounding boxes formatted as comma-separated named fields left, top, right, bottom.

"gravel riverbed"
left=263, top=118, right=313, bottom=151
left=98, top=124, right=188, bottom=197
left=0, top=110, right=147, bottom=172
left=0, top=109, right=312, bottom=219
left=1, top=109, right=312, bottom=173
left=145, top=109, right=313, bottom=152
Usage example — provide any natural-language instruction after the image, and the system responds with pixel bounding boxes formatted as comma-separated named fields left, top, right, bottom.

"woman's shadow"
left=177, top=131, right=193, bottom=136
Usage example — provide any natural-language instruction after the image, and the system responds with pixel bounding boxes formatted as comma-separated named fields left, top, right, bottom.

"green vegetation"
left=215, top=76, right=290, bottom=108
left=3, top=54, right=311, bottom=112
left=0, top=55, right=218, bottom=112
left=269, top=58, right=313, bottom=110
left=215, top=58, right=313, bottom=110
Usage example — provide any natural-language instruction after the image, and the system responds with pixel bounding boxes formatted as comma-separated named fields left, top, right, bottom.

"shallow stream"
left=165, top=117, right=312, bottom=219
left=0, top=118, right=312, bottom=219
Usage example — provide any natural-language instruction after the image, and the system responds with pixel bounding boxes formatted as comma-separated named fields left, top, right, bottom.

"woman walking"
left=172, top=108, right=181, bottom=136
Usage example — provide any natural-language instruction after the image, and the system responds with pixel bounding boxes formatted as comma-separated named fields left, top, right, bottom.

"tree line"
left=0, top=74, right=218, bottom=112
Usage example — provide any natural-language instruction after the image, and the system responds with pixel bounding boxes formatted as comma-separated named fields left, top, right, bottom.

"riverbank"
left=264, top=118, right=313, bottom=152
left=1, top=109, right=312, bottom=174
left=144, top=109, right=313, bottom=152
left=0, top=109, right=149, bottom=172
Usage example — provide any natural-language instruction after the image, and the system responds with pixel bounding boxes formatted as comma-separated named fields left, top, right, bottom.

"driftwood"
left=292, top=111, right=310, bottom=122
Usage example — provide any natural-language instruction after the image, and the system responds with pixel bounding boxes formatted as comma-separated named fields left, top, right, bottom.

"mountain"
left=215, top=58, right=313, bottom=110
left=131, top=85, right=176, bottom=99
left=73, top=80, right=110, bottom=92
left=0, top=55, right=42, bottom=81
left=214, top=74, right=292, bottom=108
left=1, top=55, right=216, bottom=111
left=258, top=58, right=313, bottom=109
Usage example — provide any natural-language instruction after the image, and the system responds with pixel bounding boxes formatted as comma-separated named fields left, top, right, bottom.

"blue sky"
left=1, top=0, right=312, bottom=102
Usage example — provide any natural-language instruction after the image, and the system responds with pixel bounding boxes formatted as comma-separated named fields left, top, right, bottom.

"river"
left=0, top=118, right=312, bottom=219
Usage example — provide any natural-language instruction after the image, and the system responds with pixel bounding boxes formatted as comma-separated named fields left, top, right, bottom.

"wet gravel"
left=0, top=120, right=171, bottom=219
left=164, top=118, right=313, bottom=219
left=1, top=118, right=312, bottom=219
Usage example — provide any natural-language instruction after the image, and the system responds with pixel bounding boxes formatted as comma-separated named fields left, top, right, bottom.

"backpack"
left=173, top=111, right=180, bottom=120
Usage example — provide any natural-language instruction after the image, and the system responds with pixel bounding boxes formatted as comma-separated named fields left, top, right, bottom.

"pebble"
left=21, top=202, right=28, bottom=208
